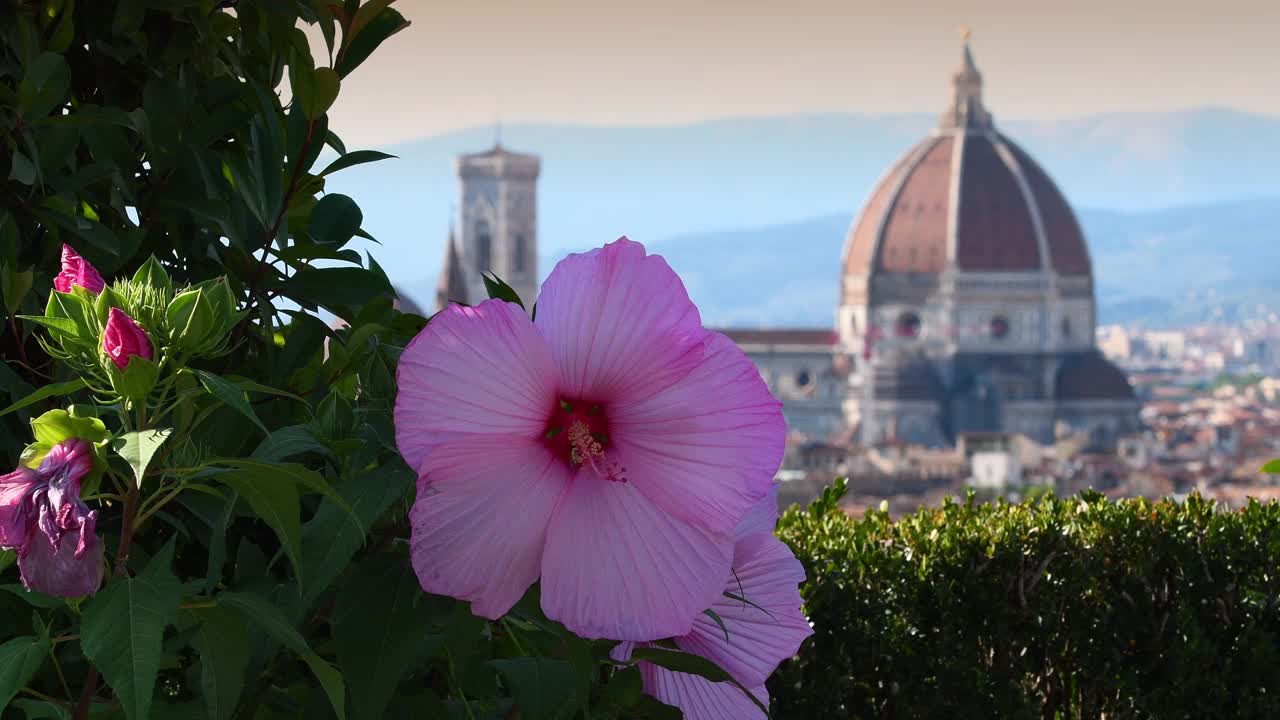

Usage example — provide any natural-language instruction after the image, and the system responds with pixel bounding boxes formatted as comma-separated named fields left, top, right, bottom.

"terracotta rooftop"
left=1056, top=351, right=1137, bottom=401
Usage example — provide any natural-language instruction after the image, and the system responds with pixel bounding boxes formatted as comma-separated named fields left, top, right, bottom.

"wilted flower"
left=0, top=439, right=103, bottom=597
left=614, top=488, right=813, bottom=719
left=102, top=307, right=153, bottom=370
left=53, top=244, right=105, bottom=294
left=395, top=237, right=785, bottom=640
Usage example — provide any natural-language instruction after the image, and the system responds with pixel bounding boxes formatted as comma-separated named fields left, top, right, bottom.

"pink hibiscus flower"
left=0, top=439, right=104, bottom=598
left=53, top=244, right=106, bottom=294
left=394, top=237, right=785, bottom=640
left=614, top=487, right=813, bottom=719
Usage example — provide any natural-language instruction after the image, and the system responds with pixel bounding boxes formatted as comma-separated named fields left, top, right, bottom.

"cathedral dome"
left=840, top=42, right=1091, bottom=299
left=1055, top=351, right=1136, bottom=401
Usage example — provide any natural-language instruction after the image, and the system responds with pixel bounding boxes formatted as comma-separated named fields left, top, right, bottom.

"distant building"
left=724, top=39, right=1140, bottom=450
left=436, top=144, right=541, bottom=310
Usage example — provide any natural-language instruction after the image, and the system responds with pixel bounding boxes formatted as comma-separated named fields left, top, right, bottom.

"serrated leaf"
left=334, top=554, right=442, bottom=720
left=300, top=462, right=414, bottom=609
left=213, top=471, right=301, bottom=582
left=218, top=592, right=346, bottom=720
left=30, top=408, right=108, bottom=445
left=185, top=606, right=250, bottom=720
left=81, top=541, right=184, bottom=720
left=192, top=369, right=268, bottom=434
left=251, top=425, right=328, bottom=463
left=112, top=427, right=172, bottom=488
left=318, top=150, right=396, bottom=177
left=0, top=634, right=50, bottom=709
left=490, top=657, right=577, bottom=720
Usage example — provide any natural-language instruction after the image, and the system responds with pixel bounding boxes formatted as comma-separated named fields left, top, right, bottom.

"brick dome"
left=840, top=42, right=1091, bottom=302
left=1055, top=351, right=1136, bottom=401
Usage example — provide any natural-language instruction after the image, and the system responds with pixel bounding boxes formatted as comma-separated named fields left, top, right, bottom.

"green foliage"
left=0, top=3, right=725, bottom=718
left=773, top=482, right=1280, bottom=719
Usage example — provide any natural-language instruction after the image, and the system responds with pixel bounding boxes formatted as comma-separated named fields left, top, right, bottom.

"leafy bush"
left=773, top=480, right=1280, bottom=719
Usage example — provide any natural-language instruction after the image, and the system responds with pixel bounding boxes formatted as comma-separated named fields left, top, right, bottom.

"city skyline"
left=327, top=0, right=1280, bottom=146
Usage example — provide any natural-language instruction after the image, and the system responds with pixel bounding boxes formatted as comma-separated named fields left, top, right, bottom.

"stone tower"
left=448, top=143, right=541, bottom=309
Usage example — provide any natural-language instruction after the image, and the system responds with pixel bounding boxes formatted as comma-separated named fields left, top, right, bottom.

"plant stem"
left=77, top=473, right=143, bottom=718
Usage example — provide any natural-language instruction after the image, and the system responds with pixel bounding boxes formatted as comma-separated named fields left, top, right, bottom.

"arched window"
left=513, top=233, right=526, bottom=273
left=990, top=315, right=1010, bottom=340
left=1061, top=317, right=1072, bottom=339
left=895, top=312, right=921, bottom=338
left=475, top=219, right=491, bottom=270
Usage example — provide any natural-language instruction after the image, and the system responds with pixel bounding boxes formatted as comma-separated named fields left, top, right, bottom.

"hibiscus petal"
left=541, top=476, right=732, bottom=641
left=409, top=436, right=570, bottom=619
left=0, top=468, right=38, bottom=548
left=679, top=534, right=812, bottom=687
left=641, top=662, right=769, bottom=720
left=611, top=332, right=785, bottom=534
left=734, top=484, right=780, bottom=540
left=18, top=524, right=104, bottom=598
left=394, top=299, right=558, bottom=474
left=534, top=237, right=707, bottom=402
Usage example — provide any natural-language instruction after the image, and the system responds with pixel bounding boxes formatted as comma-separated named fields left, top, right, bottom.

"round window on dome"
left=990, top=315, right=1010, bottom=340
left=895, top=312, right=921, bottom=339
left=795, top=369, right=812, bottom=388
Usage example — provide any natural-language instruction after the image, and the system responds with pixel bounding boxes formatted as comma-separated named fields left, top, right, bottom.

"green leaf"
left=112, top=428, right=172, bottom=488
left=0, top=634, right=50, bottom=709
left=15, top=314, right=79, bottom=336
left=602, top=665, right=643, bottom=711
left=1, top=266, right=33, bottom=314
left=334, top=555, right=442, bottom=720
left=300, top=462, right=414, bottom=608
left=283, top=266, right=392, bottom=309
left=335, top=7, right=410, bottom=78
left=0, top=379, right=87, bottom=416
left=192, top=369, right=268, bottom=434
left=18, top=52, right=71, bottom=118
left=629, top=646, right=731, bottom=683
left=252, top=425, right=328, bottom=463
left=318, top=150, right=396, bottom=177
left=312, top=68, right=341, bottom=117
left=309, top=193, right=362, bottom=247
left=0, top=584, right=67, bottom=609
left=213, top=470, right=302, bottom=582
left=185, top=606, right=250, bottom=720
left=9, top=699, right=71, bottom=720
left=218, top=592, right=347, bottom=720
left=112, top=355, right=160, bottom=402
left=1261, top=459, right=1280, bottom=474
left=131, top=255, right=172, bottom=293
left=81, top=541, right=184, bottom=720
left=482, top=272, right=525, bottom=309
left=30, top=408, right=108, bottom=445
left=490, top=657, right=577, bottom=720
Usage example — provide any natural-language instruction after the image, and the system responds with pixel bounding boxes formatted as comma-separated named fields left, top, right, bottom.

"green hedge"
left=772, top=480, right=1280, bottom=719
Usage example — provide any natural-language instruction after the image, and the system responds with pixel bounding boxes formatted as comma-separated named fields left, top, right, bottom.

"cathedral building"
left=725, top=40, right=1140, bottom=450
left=436, top=143, right=541, bottom=309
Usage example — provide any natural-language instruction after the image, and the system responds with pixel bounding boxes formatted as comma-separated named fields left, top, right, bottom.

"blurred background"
left=325, top=0, right=1280, bottom=513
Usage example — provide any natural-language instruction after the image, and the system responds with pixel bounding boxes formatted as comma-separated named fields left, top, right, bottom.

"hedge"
left=772, top=480, right=1280, bottom=719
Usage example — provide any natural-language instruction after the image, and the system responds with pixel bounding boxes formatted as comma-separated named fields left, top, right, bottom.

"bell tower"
left=452, top=143, right=541, bottom=308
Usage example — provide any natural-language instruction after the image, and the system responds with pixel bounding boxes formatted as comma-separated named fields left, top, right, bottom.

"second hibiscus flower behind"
left=394, top=237, right=786, bottom=641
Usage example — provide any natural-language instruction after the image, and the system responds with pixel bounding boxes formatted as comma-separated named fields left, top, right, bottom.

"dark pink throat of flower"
left=543, top=399, right=626, bottom=482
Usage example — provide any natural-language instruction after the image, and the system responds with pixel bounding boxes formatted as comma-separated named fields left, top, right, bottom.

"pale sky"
left=324, top=0, right=1280, bottom=146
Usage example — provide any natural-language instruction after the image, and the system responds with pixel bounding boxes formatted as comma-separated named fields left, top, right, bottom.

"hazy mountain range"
left=322, top=108, right=1280, bottom=326
left=642, top=198, right=1280, bottom=328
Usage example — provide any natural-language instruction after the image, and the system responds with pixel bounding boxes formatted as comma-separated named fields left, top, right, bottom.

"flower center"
left=544, top=398, right=626, bottom=482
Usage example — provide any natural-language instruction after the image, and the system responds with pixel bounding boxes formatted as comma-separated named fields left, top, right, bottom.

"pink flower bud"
left=53, top=244, right=106, bottom=295
left=102, top=307, right=154, bottom=370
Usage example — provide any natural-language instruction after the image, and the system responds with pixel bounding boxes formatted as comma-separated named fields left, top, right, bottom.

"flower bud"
left=102, top=307, right=154, bottom=370
left=53, top=244, right=105, bottom=295
left=131, top=255, right=172, bottom=294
